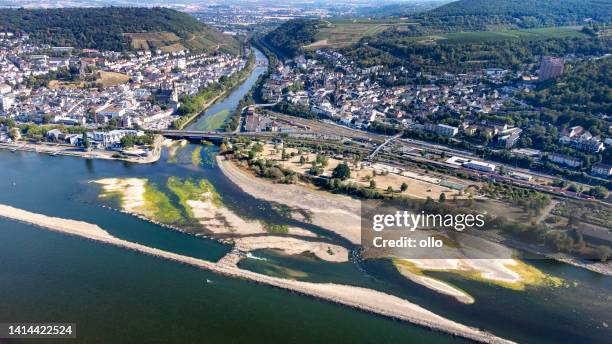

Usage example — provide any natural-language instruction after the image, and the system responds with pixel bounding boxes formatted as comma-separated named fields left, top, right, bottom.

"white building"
left=91, top=129, right=143, bottom=148
left=548, top=153, right=583, bottom=168
left=0, top=84, right=11, bottom=95
left=591, top=163, right=612, bottom=177
left=425, top=123, right=459, bottom=137
left=0, top=94, right=14, bottom=110
left=463, top=160, right=496, bottom=173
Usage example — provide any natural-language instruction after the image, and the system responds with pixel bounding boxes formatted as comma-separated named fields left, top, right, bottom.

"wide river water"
left=0, top=48, right=610, bottom=343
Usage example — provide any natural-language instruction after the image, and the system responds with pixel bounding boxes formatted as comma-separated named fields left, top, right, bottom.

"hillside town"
left=262, top=50, right=535, bottom=133
left=259, top=49, right=612, bottom=178
left=0, top=33, right=247, bottom=138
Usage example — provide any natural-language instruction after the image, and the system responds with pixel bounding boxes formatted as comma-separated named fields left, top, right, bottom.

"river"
left=0, top=48, right=610, bottom=343
left=186, top=47, right=268, bottom=131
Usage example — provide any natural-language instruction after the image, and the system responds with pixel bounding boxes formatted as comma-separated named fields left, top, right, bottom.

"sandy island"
left=233, top=236, right=349, bottom=262
left=0, top=204, right=513, bottom=344
left=217, top=156, right=362, bottom=244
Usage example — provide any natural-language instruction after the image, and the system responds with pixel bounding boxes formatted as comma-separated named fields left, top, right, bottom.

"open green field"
left=305, top=19, right=414, bottom=49
left=404, top=26, right=588, bottom=44
left=96, top=71, right=131, bottom=87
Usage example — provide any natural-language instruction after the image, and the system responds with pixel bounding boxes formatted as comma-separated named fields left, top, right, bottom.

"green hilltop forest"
left=0, top=7, right=240, bottom=54
left=263, top=19, right=323, bottom=57
left=422, top=0, right=612, bottom=29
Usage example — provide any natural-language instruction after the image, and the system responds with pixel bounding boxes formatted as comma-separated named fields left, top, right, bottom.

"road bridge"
left=152, top=130, right=284, bottom=142
left=366, top=133, right=402, bottom=161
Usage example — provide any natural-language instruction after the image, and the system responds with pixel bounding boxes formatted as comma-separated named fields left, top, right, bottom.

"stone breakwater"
left=0, top=204, right=514, bottom=344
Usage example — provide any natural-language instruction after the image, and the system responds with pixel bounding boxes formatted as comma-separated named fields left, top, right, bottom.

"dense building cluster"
left=0, top=34, right=246, bottom=135
left=262, top=50, right=524, bottom=142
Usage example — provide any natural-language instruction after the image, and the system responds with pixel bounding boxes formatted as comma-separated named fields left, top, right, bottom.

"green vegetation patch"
left=191, top=146, right=203, bottom=167
left=422, top=26, right=589, bottom=44
left=261, top=222, right=290, bottom=234
left=307, top=20, right=407, bottom=49
left=143, top=182, right=184, bottom=225
left=197, top=109, right=231, bottom=131
left=393, top=258, right=564, bottom=291
left=167, top=177, right=223, bottom=219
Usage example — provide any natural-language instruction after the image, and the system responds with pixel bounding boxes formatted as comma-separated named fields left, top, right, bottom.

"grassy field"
left=305, top=19, right=411, bottom=49
left=96, top=71, right=130, bottom=87
left=48, top=80, right=84, bottom=89
left=49, top=71, right=129, bottom=89
left=404, top=26, right=588, bottom=44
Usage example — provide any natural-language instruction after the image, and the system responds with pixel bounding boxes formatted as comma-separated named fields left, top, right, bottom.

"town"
left=256, top=49, right=612, bottom=180
left=0, top=32, right=246, bottom=150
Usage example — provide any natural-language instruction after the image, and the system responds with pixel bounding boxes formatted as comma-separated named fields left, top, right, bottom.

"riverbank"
left=0, top=203, right=513, bottom=344
left=217, top=156, right=567, bottom=297
left=0, top=136, right=163, bottom=164
left=217, top=155, right=362, bottom=244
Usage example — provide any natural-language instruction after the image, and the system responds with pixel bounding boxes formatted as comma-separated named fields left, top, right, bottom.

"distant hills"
left=352, top=1, right=450, bottom=18
left=422, top=0, right=612, bottom=29
left=263, top=0, right=611, bottom=58
left=0, top=7, right=240, bottom=54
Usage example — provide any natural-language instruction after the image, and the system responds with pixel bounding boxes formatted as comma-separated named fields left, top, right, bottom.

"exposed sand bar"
left=217, top=157, right=559, bottom=298
left=395, top=262, right=475, bottom=304
left=233, top=236, right=349, bottom=262
left=0, top=204, right=513, bottom=344
left=217, top=156, right=362, bottom=244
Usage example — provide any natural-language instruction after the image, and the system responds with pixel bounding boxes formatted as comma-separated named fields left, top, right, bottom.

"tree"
left=120, top=134, right=135, bottom=148
left=587, top=186, right=609, bottom=199
left=281, top=148, right=287, bottom=160
left=369, top=179, right=377, bottom=189
left=82, top=132, right=90, bottom=149
left=439, top=193, right=446, bottom=203
left=8, top=128, right=19, bottom=140
left=299, top=155, right=306, bottom=165
left=400, top=182, right=408, bottom=192
left=387, top=186, right=394, bottom=193
left=332, top=162, right=351, bottom=181
left=219, top=142, right=230, bottom=154
left=316, top=153, right=329, bottom=168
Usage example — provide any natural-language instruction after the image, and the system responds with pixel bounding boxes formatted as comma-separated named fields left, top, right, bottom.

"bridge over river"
left=151, top=129, right=319, bottom=142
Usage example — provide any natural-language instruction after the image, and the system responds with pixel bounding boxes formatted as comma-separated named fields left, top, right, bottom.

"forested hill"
left=262, top=19, right=323, bottom=57
left=0, top=7, right=240, bottom=54
left=422, top=0, right=612, bottom=29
